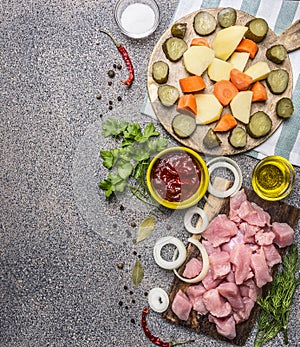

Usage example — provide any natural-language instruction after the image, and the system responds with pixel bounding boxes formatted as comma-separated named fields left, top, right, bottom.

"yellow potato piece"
left=244, top=61, right=271, bottom=82
left=208, top=58, right=234, bottom=82
left=230, top=91, right=253, bottom=124
left=212, top=25, right=248, bottom=61
left=228, top=52, right=250, bottom=72
left=195, top=94, right=223, bottom=125
left=183, top=46, right=215, bottom=76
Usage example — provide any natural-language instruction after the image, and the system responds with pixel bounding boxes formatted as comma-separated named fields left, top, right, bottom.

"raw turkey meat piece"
left=229, top=189, right=247, bottom=223
left=217, top=282, right=244, bottom=311
left=230, top=244, right=252, bottom=285
left=208, top=251, right=231, bottom=280
left=202, top=214, right=238, bottom=247
left=209, top=314, right=236, bottom=340
left=172, top=289, right=192, bottom=321
left=183, top=258, right=203, bottom=279
left=202, top=288, right=232, bottom=318
left=250, top=249, right=273, bottom=288
left=263, top=244, right=282, bottom=267
left=272, top=222, right=294, bottom=248
left=255, top=230, right=275, bottom=246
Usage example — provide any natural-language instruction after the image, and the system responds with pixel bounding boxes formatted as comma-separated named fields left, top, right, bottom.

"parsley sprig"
left=254, top=244, right=300, bottom=346
left=99, top=119, right=168, bottom=204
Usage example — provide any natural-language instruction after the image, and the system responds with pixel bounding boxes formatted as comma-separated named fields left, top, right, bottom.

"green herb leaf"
left=100, top=150, right=114, bottom=169
left=102, top=119, right=128, bottom=137
left=132, top=259, right=144, bottom=286
left=136, top=216, right=156, bottom=243
left=118, top=162, right=133, bottom=179
left=254, top=244, right=300, bottom=347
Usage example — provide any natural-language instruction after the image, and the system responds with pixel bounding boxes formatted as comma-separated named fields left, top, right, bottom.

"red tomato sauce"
left=151, top=151, right=201, bottom=202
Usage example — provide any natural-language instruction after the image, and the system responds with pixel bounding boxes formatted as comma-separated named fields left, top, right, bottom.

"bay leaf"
left=136, top=216, right=156, bottom=243
left=132, top=259, right=144, bottom=286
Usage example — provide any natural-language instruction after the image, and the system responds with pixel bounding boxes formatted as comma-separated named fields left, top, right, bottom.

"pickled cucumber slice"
left=217, top=7, right=237, bottom=28
left=266, top=69, right=289, bottom=94
left=203, top=128, right=222, bottom=149
left=266, top=44, right=287, bottom=64
left=228, top=126, right=247, bottom=148
left=247, top=111, right=272, bottom=138
left=276, top=97, right=294, bottom=119
left=245, top=18, right=269, bottom=43
left=193, top=11, right=217, bottom=36
left=162, top=37, right=188, bottom=62
left=172, top=114, right=196, bottom=138
left=158, top=85, right=179, bottom=107
left=152, top=61, right=169, bottom=84
left=171, top=23, right=187, bottom=39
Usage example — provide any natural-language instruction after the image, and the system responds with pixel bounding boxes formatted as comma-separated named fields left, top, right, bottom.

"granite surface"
left=0, top=1, right=299, bottom=346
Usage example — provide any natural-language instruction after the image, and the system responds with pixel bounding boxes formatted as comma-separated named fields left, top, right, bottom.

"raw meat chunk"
left=229, top=189, right=247, bottom=223
left=272, top=222, right=294, bottom=248
left=230, top=244, right=252, bottom=285
left=203, top=288, right=232, bottom=318
left=237, top=201, right=270, bottom=227
left=209, top=314, right=236, bottom=340
left=250, top=249, right=273, bottom=288
left=172, top=289, right=192, bottom=321
left=263, top=244, right=282, bottom=267
left=217, top=282, right=244, bottom=311
left=202, top=214, right=238, bottom=247
left=208, top=251, right=231, bottom=280
left=183, top=258, right=203, bottom=278
left=255, top=230, right=275, bottom=246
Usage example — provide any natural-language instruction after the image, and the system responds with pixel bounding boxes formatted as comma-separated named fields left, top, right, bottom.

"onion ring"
left=184, top=206, right=208, bottom=234
left=173, top=237, right=209, bottom=284
left=153, top=236, right=187, bottom=270
left=207, top=157, right=243, bottom=198
left=148, top=287, right=170, bottom=313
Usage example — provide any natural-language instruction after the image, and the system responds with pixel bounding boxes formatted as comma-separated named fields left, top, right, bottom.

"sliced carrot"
left=236, top=38, right=258, bottom=59
left=177, top=94, right=197, bottom=116
left=214, top=113, right=238, bottom=132
left=213, top=80, right=239, bottom=106
left=251, top=81, right=268, bottom=102
left=179, top=75, right=206, bottom=93
left=190, top=37, right=210, bottom=47
left=230, top=68, right=253, bottom=91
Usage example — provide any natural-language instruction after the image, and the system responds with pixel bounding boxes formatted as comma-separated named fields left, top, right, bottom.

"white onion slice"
left=153, top=236, right=187, bottom=270
left=184, top=206, right=208, bottom=234
left=148, top=287, right=170, bottom=313
left=207, top=157, right=243, bottom=198
left=173, top=237, right=209, bottom=284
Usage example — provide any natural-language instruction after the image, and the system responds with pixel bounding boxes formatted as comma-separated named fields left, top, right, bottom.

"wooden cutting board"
left=162, top=178, right=300, bottom=345
left=147, top=8, right=300, bottom=156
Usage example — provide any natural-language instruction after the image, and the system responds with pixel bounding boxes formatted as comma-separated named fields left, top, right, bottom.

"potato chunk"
left=183, top=46, right=215, bottom=76
left=195, top=94, right=223, bottom=124
left=212, top=25, right=248, bottom=60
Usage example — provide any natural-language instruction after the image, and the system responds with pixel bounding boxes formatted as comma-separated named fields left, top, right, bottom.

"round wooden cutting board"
left=147, top=8, right=298, bottom=156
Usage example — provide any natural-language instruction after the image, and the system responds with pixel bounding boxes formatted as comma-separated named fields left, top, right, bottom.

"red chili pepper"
left=99, top=29, right=134, bottom=86
left=141, top=307, right=195, bottom=347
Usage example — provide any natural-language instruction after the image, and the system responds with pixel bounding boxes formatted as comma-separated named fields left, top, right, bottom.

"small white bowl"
left=114, top=0, right=160, bottom=39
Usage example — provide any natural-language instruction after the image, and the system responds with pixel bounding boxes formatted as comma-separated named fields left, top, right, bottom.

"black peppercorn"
left=108, top=70, right=115, bottom=78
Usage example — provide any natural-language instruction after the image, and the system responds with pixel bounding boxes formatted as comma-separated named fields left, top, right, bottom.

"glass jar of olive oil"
left=251, top=156, right=295, bottom=201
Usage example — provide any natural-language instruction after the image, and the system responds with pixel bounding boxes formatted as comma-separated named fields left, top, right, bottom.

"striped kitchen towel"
left=141, top=0, right=300, bottom=167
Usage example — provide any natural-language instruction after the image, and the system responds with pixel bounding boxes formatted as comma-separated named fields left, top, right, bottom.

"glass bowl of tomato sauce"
left=146, top=147, right=209, bottom=209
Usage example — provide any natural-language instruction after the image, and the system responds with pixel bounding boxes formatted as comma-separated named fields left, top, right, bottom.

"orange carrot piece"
left=236, top=38, right=258, bottom=59
left=190, top=37, right=210, bottom=47
left=214, top=113, right=238, bottom=132
left=230, top=68, right=253, bottom=91
left=251, top=81, right=268, bottom=102
left=177, top=94, right=197, bottom=116
left=179, top=75, right=206, bottom=93
left=213, top=80, right=239, bottom=106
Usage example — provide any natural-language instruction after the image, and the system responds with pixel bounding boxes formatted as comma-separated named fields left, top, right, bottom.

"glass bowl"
left=251, top=156, right=295, bottom=201
left=114, top=0, right=160, bottom=39
left=146, top=147, right=209, bottom=210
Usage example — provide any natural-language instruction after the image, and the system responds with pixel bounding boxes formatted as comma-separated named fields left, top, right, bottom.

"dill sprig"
left=254, top=244, right=300, bottom=346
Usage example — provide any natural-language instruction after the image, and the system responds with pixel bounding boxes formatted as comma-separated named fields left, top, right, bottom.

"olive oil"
left=252, top=156, right=295, bottom=201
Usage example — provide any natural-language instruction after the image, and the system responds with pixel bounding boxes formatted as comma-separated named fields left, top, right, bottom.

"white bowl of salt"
left=114, top=0, right=160, bottom=39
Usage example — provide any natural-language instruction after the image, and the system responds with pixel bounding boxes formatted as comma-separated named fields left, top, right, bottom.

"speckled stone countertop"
left=0, top=1, right=299, bottom=347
